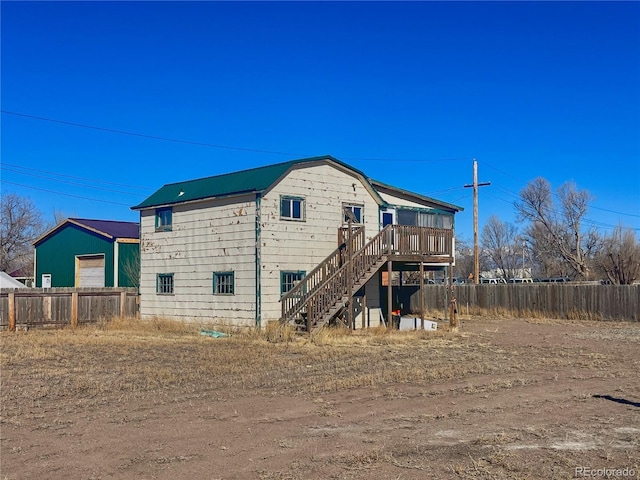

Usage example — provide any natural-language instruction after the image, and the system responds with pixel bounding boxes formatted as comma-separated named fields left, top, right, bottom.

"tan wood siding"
left=259, top=164, right=381, bottom=323
left=139, top=194, right=256, bottom=324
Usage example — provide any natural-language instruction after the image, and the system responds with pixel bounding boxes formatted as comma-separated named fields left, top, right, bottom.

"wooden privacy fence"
left=0, top=287, right=139, bottom=330
left=409, top=284, right=639, bottom=322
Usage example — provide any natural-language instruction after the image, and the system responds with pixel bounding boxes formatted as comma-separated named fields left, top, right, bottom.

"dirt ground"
left=1, top=317, right=639, bottom=480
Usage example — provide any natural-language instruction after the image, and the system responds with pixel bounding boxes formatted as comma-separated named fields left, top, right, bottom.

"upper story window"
left=213, top=271, right=235, bottom=295
left=440, top=214, right=453, bottom=229
left=397, top=209, right=453, bottom=229
left=280, top=196, right=305, bottom=221
left=343, top=204, right=363, bottom=224
left=155, top=207, right=173, bottom=232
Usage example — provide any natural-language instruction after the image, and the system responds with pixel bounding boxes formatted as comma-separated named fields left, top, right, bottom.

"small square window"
left=156, top=207, right=173, bottom=232
left=280, top=271, right=306, bottom=295
left=213, top=272, right=234, bottom=295
left=280, top=196, right=305, bottom=221
left=157, top=273, right=174, bottom=294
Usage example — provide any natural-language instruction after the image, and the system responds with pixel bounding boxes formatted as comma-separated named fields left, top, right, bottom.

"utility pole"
left=464, top=160, right=491, bottom=284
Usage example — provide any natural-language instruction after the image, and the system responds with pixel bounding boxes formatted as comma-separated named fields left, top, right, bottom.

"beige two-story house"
left=132, top=155, right=462, bottom=330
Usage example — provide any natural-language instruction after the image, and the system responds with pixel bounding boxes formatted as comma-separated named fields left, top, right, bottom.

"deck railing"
left=389, top=225, right=452, bottom=256
left=280, top=225, right=453, bottom=329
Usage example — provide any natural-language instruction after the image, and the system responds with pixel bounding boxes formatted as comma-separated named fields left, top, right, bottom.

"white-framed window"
left=156, top=273, right=174, bottom=294
left=155, top=207, right=173, bottom=232
left=213, top=271, right=234, bottom=295
left=343, top=204, right=363, bottom=224
left=280, top=196, right=305, bottom=221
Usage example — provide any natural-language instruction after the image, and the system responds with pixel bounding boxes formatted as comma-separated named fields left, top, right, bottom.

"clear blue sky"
left=2, top=1, right=639, bottom=242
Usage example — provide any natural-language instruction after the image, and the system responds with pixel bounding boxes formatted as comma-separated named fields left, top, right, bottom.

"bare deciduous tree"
left=481, top=215, right=520, bottom=280
left=526, top=221, right=571, bottom=278
left=594, top=226, right=640, bottom=285
left=121, top=249, right=141, bottom=288
left=1, top=193, right=47, bottom=273
left=516, top=178, right=596, bottom=279
left=52, top=209, right=70, bottom=226
left=453, top=236, right=475, bottom=281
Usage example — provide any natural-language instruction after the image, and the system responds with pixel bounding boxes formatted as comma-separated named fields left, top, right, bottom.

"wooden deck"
left=280, top=225, right=453, bottom=331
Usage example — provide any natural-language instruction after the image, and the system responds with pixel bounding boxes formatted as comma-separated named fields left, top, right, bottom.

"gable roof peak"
left=33, top=218, right=139, bottom=246
left=131, top=155, right=375, bottom=210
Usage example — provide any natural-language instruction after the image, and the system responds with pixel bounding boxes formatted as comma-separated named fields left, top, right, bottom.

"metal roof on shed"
left=34, top=218, right=139, bottom=246
left=69, top=219, right=140, bottom=239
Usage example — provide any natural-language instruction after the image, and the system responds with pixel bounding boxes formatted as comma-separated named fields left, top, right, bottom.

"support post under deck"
left=420, top=261, right=424, bottom=330
left=387, top=259, right=392, bottom=329
left=448, top=261, right=458, bottom=329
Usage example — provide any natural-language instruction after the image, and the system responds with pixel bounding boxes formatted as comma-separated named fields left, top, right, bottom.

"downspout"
left=114, top=240, right=119, bottom=287
left=255, top=193, right=262, bottom=328
left=33, top=246, right=38, bottom=288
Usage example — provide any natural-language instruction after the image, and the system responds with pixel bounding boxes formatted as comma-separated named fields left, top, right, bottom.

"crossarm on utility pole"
left=463, top=159, right=491, bottom=284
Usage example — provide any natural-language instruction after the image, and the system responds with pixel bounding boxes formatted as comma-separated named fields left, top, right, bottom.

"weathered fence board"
left=0, top=288, right=139, bottom=329
left=409, top=284, right=639, bottom=321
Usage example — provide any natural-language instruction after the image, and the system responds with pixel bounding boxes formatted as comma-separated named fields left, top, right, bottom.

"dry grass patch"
left=95, top=315, right=201, bottom=334
left=3, top=316, right=639, bottom=480
left=1, top=316, right=478, bottom=412
left=3, top=315, right=634, bottom=418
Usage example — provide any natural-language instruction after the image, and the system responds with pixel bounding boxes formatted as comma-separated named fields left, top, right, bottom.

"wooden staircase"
left=280, top=225, right=453, bottom=332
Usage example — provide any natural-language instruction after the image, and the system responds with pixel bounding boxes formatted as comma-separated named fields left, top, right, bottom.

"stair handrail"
left=281, top=225, right=391, bottom=324
left=304, top=225, right=392, bottom=326
left=280, top=226, right=364, bottom=320
left=280, top=225, right=453, bottom=327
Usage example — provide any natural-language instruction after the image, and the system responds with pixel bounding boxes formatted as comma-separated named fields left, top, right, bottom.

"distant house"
left=8, top=266, right=34, bottom=287
left=0, top=271, right=29, bottom=289
left=132, top=156, right=462, bottom=329
left=33, top=218, right=140, bottom=288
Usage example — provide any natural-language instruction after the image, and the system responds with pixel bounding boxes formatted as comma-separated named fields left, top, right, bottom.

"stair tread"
left=283, top=235, right=395, bottom=329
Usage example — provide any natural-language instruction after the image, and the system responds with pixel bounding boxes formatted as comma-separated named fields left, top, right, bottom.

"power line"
left=448, top=192, right=473, bottom=203
left=0, top=180, right=134, bottom=207
left=1, top=110, right=305, bottom=157
left=345, top=155, right=472, bottom=163
left=485, top=191, right=517, bottom=206
left=1, top=110, right=473, bottom=164
left=490, top=185, right=640, bottom=231
left=483, top=161, right=640, bottom=219
left=484, top=190, right=640, bottom=232
left=590, top=205, right=640, bottom=218
left=1, top=162, right=153, bottom=191
left=421, top=185, right=467, bottom=196
left=1, top=166, right=147, bottom=197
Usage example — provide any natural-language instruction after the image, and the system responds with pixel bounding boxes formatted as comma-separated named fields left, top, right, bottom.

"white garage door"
left=76, top=255, right=105, bottom=287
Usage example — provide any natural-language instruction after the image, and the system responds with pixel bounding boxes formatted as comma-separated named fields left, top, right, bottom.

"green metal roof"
left=132, top=155, right=384, bottom=210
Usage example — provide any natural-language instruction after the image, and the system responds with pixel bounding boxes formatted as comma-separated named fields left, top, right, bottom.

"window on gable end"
left=280, top=196, right=305, bottom=221
left=155, top=207, right=173, bottom=232
left=343, top=204, right=363, bottom=224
